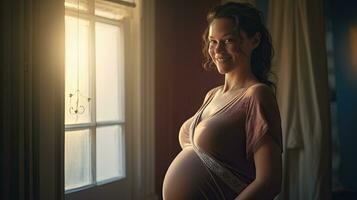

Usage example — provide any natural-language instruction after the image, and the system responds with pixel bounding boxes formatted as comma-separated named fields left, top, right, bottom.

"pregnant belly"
left=162, top=147, right=226, bottom=200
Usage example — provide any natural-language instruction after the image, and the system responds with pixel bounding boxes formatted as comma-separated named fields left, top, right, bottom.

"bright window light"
left=64, top=0, right=129, bottom=192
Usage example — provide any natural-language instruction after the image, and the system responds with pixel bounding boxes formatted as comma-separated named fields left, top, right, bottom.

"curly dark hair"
left=202, top=2, right=275, bottom=89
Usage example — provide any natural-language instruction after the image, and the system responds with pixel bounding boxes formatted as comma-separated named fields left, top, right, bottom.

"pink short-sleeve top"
left=162, top=83, right=283, bottom=200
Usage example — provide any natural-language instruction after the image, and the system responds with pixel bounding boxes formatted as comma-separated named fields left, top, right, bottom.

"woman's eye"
left=224, top=39, right=234, bottom=43
left=209, top=40, right=217, bottom=45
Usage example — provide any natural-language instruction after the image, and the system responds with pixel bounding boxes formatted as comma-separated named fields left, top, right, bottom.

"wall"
left=329, top=0, right=357, bottom=190
left=0, top=0, right=22, bottom=199
left=155, top=0, right=222, bottom=197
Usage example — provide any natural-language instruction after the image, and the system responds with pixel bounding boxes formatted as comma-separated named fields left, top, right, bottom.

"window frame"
left=21, top=0, right=156, bottom=199
left=64, top=0, right=128, bottom=193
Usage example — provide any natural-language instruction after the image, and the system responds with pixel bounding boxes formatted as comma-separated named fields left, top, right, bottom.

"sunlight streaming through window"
left=65, top=0, right=128, bottom=192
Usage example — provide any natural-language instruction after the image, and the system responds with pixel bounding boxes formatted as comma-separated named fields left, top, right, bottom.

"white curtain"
left=267, top=0, right=332, bottom=199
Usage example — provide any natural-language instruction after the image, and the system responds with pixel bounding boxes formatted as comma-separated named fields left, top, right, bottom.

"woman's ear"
left=252, top=32, right=261, bottom=49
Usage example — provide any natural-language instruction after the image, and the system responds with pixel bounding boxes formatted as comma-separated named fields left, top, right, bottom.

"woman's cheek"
left=227, top=44, right=238, bottom=53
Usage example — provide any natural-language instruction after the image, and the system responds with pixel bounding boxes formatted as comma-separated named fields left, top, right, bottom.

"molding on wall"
left=141, top=0, right=157, bottom=198
left=131, top=0, right=158, bottom=199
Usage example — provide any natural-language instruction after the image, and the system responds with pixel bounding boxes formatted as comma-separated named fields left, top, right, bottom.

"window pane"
left=65, top=16, right=92, bottom=125
left=95, top=22, right=124, bottom=122
left=95, top=0, right=128, bottom=20
left=96, top=125, right=125, bottom=182
left=65, top=129, right=92, bottom=190
left=65, top=0, right=89, bottom=11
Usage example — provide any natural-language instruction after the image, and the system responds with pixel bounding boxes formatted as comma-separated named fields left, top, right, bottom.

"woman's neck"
left=222, top=67, right=258, bottom=93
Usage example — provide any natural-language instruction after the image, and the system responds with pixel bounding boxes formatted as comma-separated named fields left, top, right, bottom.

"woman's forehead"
left=208, top=18, right=236, bottom=37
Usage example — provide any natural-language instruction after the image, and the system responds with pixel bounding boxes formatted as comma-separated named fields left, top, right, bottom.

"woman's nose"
left=214, top=41, right=226, bottom=53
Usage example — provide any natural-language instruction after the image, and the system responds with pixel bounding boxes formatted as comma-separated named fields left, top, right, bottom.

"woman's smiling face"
left=208, top=18, right=257, bottom=74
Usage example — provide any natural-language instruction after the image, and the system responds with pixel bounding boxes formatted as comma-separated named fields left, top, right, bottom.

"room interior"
left=1, top=0, right=357, bottom=199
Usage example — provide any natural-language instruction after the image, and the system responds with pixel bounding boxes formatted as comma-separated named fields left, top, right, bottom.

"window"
left=64, top=0, right=133, bottom=192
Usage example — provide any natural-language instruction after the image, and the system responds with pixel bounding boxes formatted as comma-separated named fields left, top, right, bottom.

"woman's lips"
left=216, top=57, right=231, bottom=63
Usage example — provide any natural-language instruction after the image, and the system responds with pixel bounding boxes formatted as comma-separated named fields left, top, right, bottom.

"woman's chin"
left=217, top=69, right=226, bottom=75
left=216, top=64, right=233, bottom=74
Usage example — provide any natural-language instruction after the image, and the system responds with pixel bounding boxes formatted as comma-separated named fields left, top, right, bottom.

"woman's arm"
left=235, top=138, right=282, bottom=200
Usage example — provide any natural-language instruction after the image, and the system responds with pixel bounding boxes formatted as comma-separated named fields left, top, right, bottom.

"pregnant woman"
left=163, top=2, right=283, bottom=200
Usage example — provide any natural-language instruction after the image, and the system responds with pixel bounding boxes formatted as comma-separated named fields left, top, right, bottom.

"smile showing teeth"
left=216, top=57, right=230, bottom=63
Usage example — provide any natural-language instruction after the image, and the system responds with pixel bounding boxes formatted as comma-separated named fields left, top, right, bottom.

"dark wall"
left=330, top=0, right=357, bottom=190
left=155, top=0, right=222, bottom=197
left=0, top=1, right=21, bottom=199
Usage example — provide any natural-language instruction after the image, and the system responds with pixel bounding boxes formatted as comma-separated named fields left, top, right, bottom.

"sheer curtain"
left=267, top=0, right=332, bottom=199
